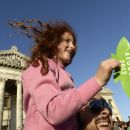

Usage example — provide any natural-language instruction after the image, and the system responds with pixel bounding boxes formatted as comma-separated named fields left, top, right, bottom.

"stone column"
left=16, top=81, right=23, bottom=130
left=0, top=78, right=6, bottom=130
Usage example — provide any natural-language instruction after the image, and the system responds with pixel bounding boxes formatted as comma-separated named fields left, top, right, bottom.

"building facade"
left=0, top=46, right=123, bottom=130
left=0, top=46, right=28, bottom=130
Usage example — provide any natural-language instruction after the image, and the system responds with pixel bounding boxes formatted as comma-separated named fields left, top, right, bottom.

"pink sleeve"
left=22, top=67, right=101, bottom=125
left=77, top=78, right=102, bottom=104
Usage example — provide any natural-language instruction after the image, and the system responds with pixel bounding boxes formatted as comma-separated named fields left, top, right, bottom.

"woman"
left=9, top=20, right=120, bottom=130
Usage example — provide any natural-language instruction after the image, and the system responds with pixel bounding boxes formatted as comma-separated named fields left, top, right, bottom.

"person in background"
left=127, top=121, right=130, bottom=130
left=78, top=94, right=114, bottom=130
left=9, top=19, right=120, bottom=130
left=118, top=121, right=128, bottom=130
left=113, top=121, right=120, bottom=130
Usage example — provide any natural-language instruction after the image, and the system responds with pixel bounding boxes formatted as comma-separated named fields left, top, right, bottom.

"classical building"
left=0, top=46, right=123, bottom=130
left=0, top=46, right=29, bottom=130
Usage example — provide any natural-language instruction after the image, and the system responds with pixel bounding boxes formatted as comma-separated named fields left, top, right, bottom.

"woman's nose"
left=69, top=42, right=75, bottom=49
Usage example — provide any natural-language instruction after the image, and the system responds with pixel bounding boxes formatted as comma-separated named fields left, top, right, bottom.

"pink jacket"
left=22, top=59, right=101, bottom=130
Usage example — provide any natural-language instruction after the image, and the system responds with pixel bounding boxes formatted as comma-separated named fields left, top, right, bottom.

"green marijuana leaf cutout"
left=111, top=37, right=130, bottom=98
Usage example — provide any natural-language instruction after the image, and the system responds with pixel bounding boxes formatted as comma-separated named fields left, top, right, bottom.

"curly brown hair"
left=8, top=19, right=77, bottom=75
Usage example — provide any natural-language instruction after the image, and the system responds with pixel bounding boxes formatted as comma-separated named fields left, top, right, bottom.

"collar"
left=48, top=58, right=65, bottom=70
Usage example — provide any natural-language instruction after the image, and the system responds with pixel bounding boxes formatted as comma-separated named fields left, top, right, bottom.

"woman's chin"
left=63, top=58, right=72, bottom=66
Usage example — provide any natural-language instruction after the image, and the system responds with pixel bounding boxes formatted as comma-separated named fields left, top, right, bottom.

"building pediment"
left=99, top=87, right=113, bottom=96
left=0, top=46, right=29, bottom=69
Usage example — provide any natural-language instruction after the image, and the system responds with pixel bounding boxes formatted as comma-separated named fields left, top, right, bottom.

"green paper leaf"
left=112, top=37, right=130, bottom=98
left=116, top=37, right=130, bottom=57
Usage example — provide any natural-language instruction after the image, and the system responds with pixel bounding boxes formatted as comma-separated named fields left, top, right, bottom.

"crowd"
left=113, top=120, right=130, bottom=130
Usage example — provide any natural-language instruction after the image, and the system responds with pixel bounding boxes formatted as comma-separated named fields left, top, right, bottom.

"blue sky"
left=0, top=0, right=130, bottom=121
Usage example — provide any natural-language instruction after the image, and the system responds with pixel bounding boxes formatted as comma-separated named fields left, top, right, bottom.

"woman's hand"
left=94, top=58, right=120, bottom=87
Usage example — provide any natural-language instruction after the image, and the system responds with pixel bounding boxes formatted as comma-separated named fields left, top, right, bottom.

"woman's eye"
left=65, top=39, right=70, bottom=42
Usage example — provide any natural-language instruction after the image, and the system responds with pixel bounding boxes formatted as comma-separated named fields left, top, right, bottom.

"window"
left=4, top=96, right=11, bottom=109
left=108, top=99, right=113, bottom=108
